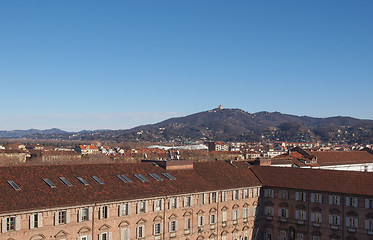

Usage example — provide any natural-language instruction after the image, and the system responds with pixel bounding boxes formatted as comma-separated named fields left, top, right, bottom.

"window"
left=265, top=228, right=272, bottom=240
left=154, top=223, right=162, bottom=235
left=29, top=213, right=42, bottom=229
left=264, top=207, right=274, bottom=218
left=2, top=216, right=18, bottom=232
left=329, top=195, right=341, bottom=205
left=99, top=232, right=112, bottom=240
left=252, top=188, right=259, bottom=197
left=222, top=210, right=227, bottom=224
left=100, top=206, right=109, bottom=219
left=279, top=190, right=288, bottom=199
left=329, top=214, right=341, bottom=226
left=346, top=197, right=358, bottom=207
left=311, top=193, right=322, bottom=203
left=121, top=228, right=130, bottom=240
left=221, top=191, right=227, bottom=202
left=137, top=201, right=147, bottom=214
left=366, top=198, right=373, bottom=208
left=243, top=188, right=250, bottom=199
left=184, top=217, right=191, bottom=230
left=210, top=192, right=218, bottom=203
left=169, top=220, right=177, bottom=232
left=296, top=233, right=304, bottom=240
left=296, top=191, right=307, bottom=201
left=232, top=190, right=240, bottom=200
left=199, top=193, right=206, bottom=205
left=210, top=214, right=216, bottom=224
left=296, top=210, right=306, bottom=222
left=55, top=210, right=70, bottom=225
left=311, top=212, right=322, bottom=225
left=184, top=196, right=192, bottom=207
left=243, top=207, right=250, bottom=219
left=119, top=203, right=131, bottom=216
left=78, top=236, right=91, bottom=240
left=252, top=206, right=258, bottom=217
left=153, top=199, right=163, bottom=211
left=280, top=231, right=287, bottom=240
left=79, top=207, right=92, bottom=222
left=346, top=216, right=358, bottom=229
left=169, top=197, right=178, bottom=209
left=264, top=189, right=274, bottom=198
left=312, top=236, right=320, bottom=240
left=279, top=208, right=289, bottom=219
left=232, top=209, right=239, bottom=223
left=198, top=215, right=205, bottom=227
left=137, top=225, right=145, bottom=239
left=365, top=219, right=373, bottom=232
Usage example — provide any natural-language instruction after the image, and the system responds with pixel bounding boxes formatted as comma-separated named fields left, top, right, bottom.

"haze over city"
left=1, top=1, right=372, bottom=131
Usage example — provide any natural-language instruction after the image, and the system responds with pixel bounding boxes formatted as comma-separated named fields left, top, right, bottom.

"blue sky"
left=0, top=1, right=372, bottom=131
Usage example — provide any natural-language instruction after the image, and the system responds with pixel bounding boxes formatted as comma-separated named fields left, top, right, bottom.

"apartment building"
left=252, top=166, right=373, bottom=240
left=0, top=161, right=262, bottom=240
left=2, top=160, right=373, bottom=240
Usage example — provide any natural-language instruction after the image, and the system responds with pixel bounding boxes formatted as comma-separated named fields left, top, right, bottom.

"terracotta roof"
left=311, top=151, right=373, bottom=166
left=250, top=166, right=373, bottom=196
left=0, top=161, right=261, bottom=214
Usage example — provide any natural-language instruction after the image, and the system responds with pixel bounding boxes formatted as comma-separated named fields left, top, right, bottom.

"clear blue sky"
left=1, top=1, right=372, bottom=131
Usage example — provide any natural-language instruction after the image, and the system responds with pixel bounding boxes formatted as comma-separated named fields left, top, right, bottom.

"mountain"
left=1, top=108, right=373, bottom=143
left=0, top=128, right=68, bottom=139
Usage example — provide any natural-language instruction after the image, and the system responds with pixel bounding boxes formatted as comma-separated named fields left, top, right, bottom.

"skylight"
left=92, top=176, right=104, bottom=185
left=59, top=177, right=73, bottom=187
left=117, top=174, right=132, bottom=183
left=7, top=180, right=21, bottom=191
left=149, top=173, right=163, bottom=181
left=162, top=173, right=176, bottom=180
left=76, top=177, right=89, bottom=185
left=134, top=174, right=149, bottom=182
left=43, top=179, right=56, bottom=188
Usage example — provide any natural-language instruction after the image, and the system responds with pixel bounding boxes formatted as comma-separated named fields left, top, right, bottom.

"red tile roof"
left=310, top=151, right=373, bottom=166
left=0, top=161, right=261, bottom=214
left=250, top=166, right=373, bottom=196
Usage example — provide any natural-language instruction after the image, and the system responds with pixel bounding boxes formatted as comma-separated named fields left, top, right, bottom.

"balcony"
left=184, top=229, right=190, bottom=235
left=243, top=218, right=248, bottom=223
left=170, top=232, right=176, bottom=238
left=297, top=220, right=305, bottom=225
left=155, top=235, right=161, bottom=240
left=266, top=216, right=273, bottom=220
left=330, top=225, right=339, bottom=230
left=280, top=217, right=287, bottom=222
left=210, top=224, right=216, bottom=230
left=313, top=222, right=320, bottom=227
left=347, top=227, right=356, bottom=233
left=233, top=220, right=238, bottom=225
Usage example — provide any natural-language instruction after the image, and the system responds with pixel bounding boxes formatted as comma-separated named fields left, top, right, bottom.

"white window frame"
left=29, top=213, right=43, bottom=229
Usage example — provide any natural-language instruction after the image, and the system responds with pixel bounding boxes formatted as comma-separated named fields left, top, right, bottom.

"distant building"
left=207, top=141, right=229, bottom=152
left=74, top=145, right=99, bottom=155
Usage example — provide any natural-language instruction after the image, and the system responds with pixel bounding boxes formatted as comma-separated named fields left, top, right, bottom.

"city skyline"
left=1, top=1, right=372, bottom=131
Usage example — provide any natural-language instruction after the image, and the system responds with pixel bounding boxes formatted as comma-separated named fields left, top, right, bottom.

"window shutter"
left=366, top=220, right=370, bottom=230
left=190, top=196, right=193, bottom=206
left=329, top=215, right=333, bottom=224
left=98, top=233, right=102, bottom=240
left=15, top=216, right=20, bottom=231
left=175, top=198, right=179, bottom=208
left=366, top=199, right=370, bottom=208
left=88, top=236, right=92, bottom=240
left=161, top=199, right=164, bottom=210
left=88, top=207, right=93, bottom=221
left=54, top=212, right=59, bottom=226
left=78, top=209, right=82, bottom=222
left=296, top=210, right=299, bottom=220
left=346, top=197, right=350, bottom=206
left=169, top=222, right=171, bottom=232
left=77, top=237, right=81, bottom=240
left=137, top=203, right=140, bottom=214
left=346, top=217, right=350, bottom=227
left=278, top=209, right=281, bottom=217
left=128, top=204, right=131, bottom=215
left=311, top=194, right=315, bottom=203
left=168, top=199, right=172, bottom=209
left=66, top=210, right=70, bottom=224
left=119, top=204, right=124, bottom=217
left=355, top=218, right=358, bottom=228
left=354, top=198, right=358, bottom=207
left=337, top=196, right=340, bottom=205
left=296, top=192, right=300, bottom=201
left=38, top=213, right=43, bottom=228
left=210, top=193, right=213, bottom=204
left=153, top=201, right=157, bottom=211
left=144, top=201, right=148, bottom=213
left=329, top=195, right=332, bottom=204
left=108, top=232, right=112, bottom=240
left=175, top=220, right=178, bottom=231
left=29, top=215, right=34, bottom=229
left=311, top=213, right=315, bottom=222
left=286, top=209, right=289, bottom=218
left=319, top=214, right=322, bottom=223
